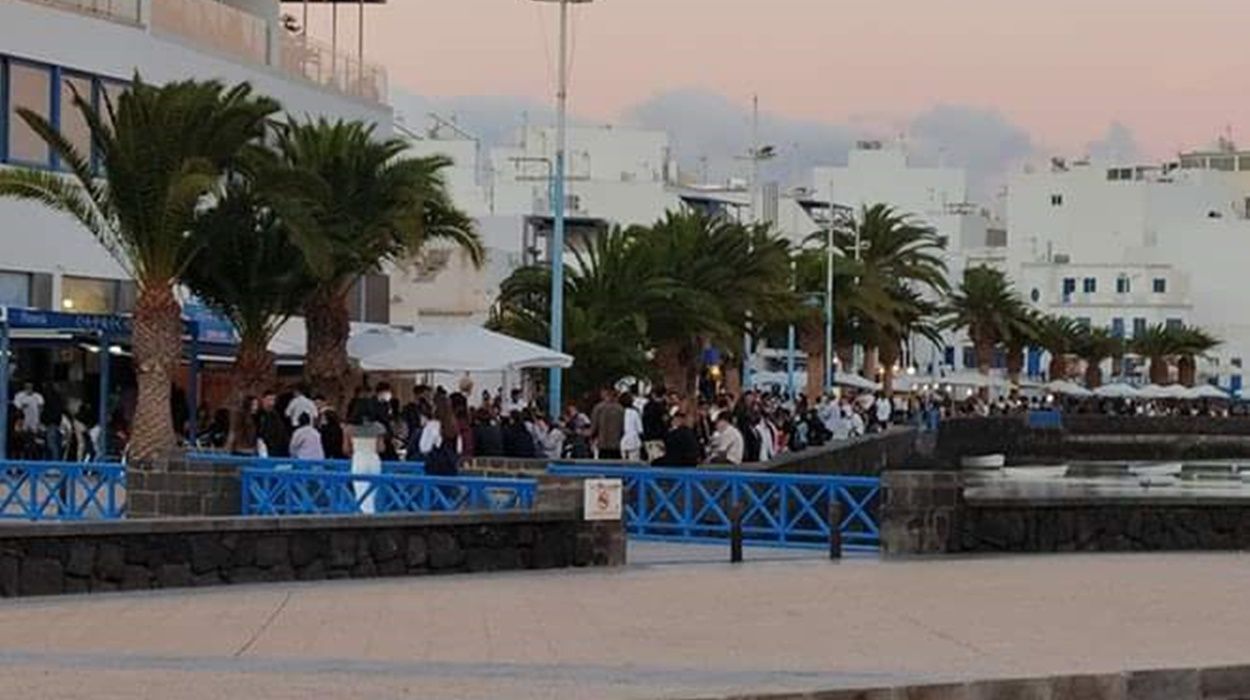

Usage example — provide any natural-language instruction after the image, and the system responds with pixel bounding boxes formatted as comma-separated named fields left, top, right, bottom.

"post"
left=547, top=0, right=571, bottom=421
left=824, top=188, right=835, bottom=394
left=98, top=331, right=109, bottom=458
left=729, top=501, right=744, bottom=563
left=0, top=315, right=8, bottom=459
left=742, top=95, right=759, bottom=391
left=786, top=259, right=796, bottom=399
left=828, top=499, right=843, bottom=560
left=187, top=322, right=200, bottom=447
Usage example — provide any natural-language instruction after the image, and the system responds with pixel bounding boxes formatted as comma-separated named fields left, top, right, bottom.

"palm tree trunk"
left=974, top=337, right=994, bottom=376
left=129, top=282, right=181, bottom=462
left=231, top=334, right=276, bottom=410
left=1048, top=355, right=1066, bottom=382
left=835, top=339, right=853, bottom=376
left=1006, top=345, right=1024, bottom=385
left=1084, top=361, right=1103, bottom=389
left=798, top=325, right=825, bottom=400
left=1178, top=355, right=1197, bottom=387
left=652, top=343, right=690, bottom=396
left=863, top=344, right=879, bottom=383
left=304, top=283, right=353, bottom=411
left=1149, top=357, right=1170, bottom=385
left=879, top=340, right=900, bottom=398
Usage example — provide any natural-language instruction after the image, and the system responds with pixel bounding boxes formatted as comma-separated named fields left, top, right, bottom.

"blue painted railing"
left=548, top=464, right=881, bottom=551
left=241, top=468, right=537, bottom=516
left=0, top=461, right=125, bottom=521
left=187, top=453, right=424, bottom=474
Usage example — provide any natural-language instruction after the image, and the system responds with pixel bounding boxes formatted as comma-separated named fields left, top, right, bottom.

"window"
left=944, top=346, right=955, bottom=367
left=9, top=62, right=52, bottom=165
left=1075, top=317, right=1091, bottom=329
left=1166, top=318, right=1183, bottom=331
left=1050, top=194, right=1064, bottom=206
left=59, top=73, right=93, bottom=168
left=1111, top=318, right=1125, bottom=338
left=1152, top=278, right=1167, bottom=294
left=1115, top=275, right=1131, bottom=294
left=1030, top=288, right=1041, bottom=303
left=0, top=271, right=30, bottom=307
left=1211, top=156, right=1235, bottom=172
left=1133, top=318, right=1147, bottom=338
left=1082, top=277, right=1096, bottom=294
left=962, top=346, right=976, bottom=369
left=1106, top=168, right=1134, bottom=181
left=60, top=276, right=128, bottom=314
left=1062, top=278, right=1076, bottom=295
left=1233, top=358, right=1243, bottom=369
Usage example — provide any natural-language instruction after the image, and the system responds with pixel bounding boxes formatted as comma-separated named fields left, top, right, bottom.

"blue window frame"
left=6, top=58, right=54, bottom=169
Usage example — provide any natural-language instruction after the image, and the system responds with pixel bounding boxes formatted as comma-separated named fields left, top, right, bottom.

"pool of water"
left=965, top=460, right=1250, bottom=502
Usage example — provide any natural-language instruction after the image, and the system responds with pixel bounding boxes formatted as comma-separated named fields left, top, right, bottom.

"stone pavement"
left=2, top=545, right=1250, bottom=699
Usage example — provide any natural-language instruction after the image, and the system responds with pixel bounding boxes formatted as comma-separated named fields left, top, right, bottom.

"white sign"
left=583, top=479, right=623, bottom=521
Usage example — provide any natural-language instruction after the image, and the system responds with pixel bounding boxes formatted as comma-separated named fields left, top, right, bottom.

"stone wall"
left=937, top=417, right=1250, bottom=463
left=766, top=428, right=920, bottom=477
left=688, top=663, right=1250, bottom=699
left=126, top=459, right=240, bottom=519
left=0, top=510, right=625, bottom=598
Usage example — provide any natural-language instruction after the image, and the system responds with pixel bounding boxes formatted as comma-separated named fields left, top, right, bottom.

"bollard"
left=828, top=500, right=843, bottom=560
left=730, top=501, right=744, bottom=563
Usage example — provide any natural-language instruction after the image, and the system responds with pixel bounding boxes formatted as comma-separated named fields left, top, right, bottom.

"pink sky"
left=308, top=0, right=1250, bottom=157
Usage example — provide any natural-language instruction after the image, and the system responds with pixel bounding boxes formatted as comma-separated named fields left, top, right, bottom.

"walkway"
left=2, top=547, right=1250, bottom=699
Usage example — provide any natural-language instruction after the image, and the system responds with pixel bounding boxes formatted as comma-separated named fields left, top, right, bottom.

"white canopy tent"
left=1044, top=380, right=1092, bottom=397
left=1138, top=384, right=1189, bottom=400
left=1093, top=383, right=1139, bottom=399
left=1184, top=384, right=1231, bottom=401
left=269, top=319, right=574, bottom=373
left=834, top=373, right=882, bottom=392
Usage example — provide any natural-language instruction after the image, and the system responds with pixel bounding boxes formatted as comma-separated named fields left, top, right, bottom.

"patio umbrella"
left=1184, top=384, right=1230, bottom=401
left=834, top=373, right=882, bottom=392
left=1093, top=383, right=1139, bottom=399
left=1044, top=380, right=1092, bottom=397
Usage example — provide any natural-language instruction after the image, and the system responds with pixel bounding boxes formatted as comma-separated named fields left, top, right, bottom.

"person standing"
left=289, top=413, right=325, bottom=460
left=285, top=384, right=318, bottom=428
left=418, top=395, right=462, bottom=476
left=256, top=391, right=289, bottom=458
left=641, top=386, right=668, bottom=463
left=589, top=387, right=625, bottom=460
left=13, top=382, right=43, bottom=436
left=619, top=392, right=644, bottom=462
left=655, top=409, right=702, bottom=467
left=707, top=413, right=744, bottom=465
left=319, top=408, right=346, bottom=459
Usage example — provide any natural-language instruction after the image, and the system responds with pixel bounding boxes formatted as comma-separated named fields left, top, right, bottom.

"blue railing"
left=188, top=453, right=424, bottom=474
left=548, top=464, right=881, bottom=551
left=241, top=468, right=537, bottom=516
left=0, top=461, right=125, bottom=521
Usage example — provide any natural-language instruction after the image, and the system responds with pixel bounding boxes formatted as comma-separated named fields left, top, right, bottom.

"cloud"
left=391, top=87, right=1039, bottom=206
left=1085, top=121, right=1141, bottom=163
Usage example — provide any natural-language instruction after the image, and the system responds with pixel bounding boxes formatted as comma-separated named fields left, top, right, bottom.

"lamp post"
left=531, top=0, right=592, bottom=419
left=740, top=95, right=775, bottom=393
left=824, top=187, right=836, bottom=394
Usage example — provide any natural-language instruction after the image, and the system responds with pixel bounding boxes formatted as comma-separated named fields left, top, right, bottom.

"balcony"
left=19, top=0, right=141, bottom=24
left=19, top=0, right=387, bottom=105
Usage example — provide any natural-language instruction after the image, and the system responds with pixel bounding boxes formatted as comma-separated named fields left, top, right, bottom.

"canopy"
left=1093, top=382, right=1139, bottom=399
left=1184, top=384, right=1230, bottom=400
left=834, top=373, right=882, bottom=392
left=1045, top=380, right=1092, bottom=397
left=1138, top=384, right=1189, bottom=400
left=939, top=370, right=1012, bottom=389
left=269, top=320, right=574, bottom=373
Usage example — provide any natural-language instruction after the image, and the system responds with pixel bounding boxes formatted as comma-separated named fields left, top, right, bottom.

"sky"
left=302, top=0, right=1250, bottom=196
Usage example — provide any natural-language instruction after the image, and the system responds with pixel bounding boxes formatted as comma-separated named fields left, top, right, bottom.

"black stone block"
left=120, top=565, right=151, bottom=591
left=405, top=534, right=428, bottom=568
left=19, top=558, right=63, bottom=596
left=189, top=536, right=230, bottom=574
left=290, top=533, right=324, bottom=569
left=0, top=555, right=17, bottom=597
left=228, top=566, right=264, bottom=584
left=296, top=560, right=327, bottom=581
left=328, top=533, right=356, bottom=568
left=427, top=531, right=463, bottom=570
left=156, top=563, right=193, bottom=589
left=377, top=558, right=406, bottom=577
left=65, top=542, right=95, bottom=578
left=95, top=542, right=125, bottom=581
left=370, top=531, right=401, bottom=562
left=229, top=536, right=257, bottom=567
left=192, top=571, right=224, bottom=587
left=255, top=536, right=289, bottom=569
left=63, top=577, right=90, bottom=595
left=351, top=560, right=377, bottom=577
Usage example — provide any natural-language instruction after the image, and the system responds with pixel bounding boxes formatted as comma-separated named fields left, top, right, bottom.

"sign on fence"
left=583, top=479, right=623, bottom=521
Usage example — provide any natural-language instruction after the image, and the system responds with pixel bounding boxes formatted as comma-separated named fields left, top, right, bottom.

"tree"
left=943, top=266, right=1022, bottom=375
left=792, top=248, right=878, bottom=399
left=275, top=119, right=481, bottom=408
left=1175, top=326, right=1220, bottom=387
left=490, top=226, right=657, bottom=402
left=875, top=286, right=943, bottom=397
left=0, top=77, right=279, bottom=460
left=182, top=174, right=315, bottom=411
left=1034, top=315, right=1086, bottom=381
left=1003, top=307, right=1039, bottom=385
left=1130, top=324, right=1184, bottom=385
left=1074, top=327, right=1121, bottom=389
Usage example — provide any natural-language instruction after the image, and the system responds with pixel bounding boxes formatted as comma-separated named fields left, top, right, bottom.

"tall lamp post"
left=532, top=0, right=592, bottom=419
left=824, top=188, right=836, bottom=394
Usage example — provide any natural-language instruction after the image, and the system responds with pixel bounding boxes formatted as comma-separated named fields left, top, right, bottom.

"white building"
left=0, top=0, right=391, bottom=320
left=1006, top=150, right=1250, bottom=391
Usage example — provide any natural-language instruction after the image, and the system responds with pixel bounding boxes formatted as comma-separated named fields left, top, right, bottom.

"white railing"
left=278, top=32, right=388, bottom=104
left=150, top=0, right=268, bottom=67
left=18, top=0, right=141, bottom=24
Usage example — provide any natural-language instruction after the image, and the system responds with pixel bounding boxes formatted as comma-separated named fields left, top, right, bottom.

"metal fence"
left=187, top=453, right=424, bottom=475
left=0, top=461, right=125, bottom=521
left=548, top=464, right=881, bottom=550
left=241, top=468, right=537, bottom=516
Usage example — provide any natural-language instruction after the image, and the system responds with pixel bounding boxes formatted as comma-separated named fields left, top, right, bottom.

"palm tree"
left=631, top=211, right=796, bottom=395
left=0, top=77, right=279, bottom=460
left=182, top=175, right=315, bottom=410
left=1074, top=327, right=1121, bottom=389
left=942, top=266, right=1022, bottom=375
left=875, top=286, right=943, bottom=397
left=275, top=119, right=481, bottom=408
left=1175, top=325, right=1220, bottom=387
left=1130, top=324, right=1183, bottom=385
left=1034, top=315, right=1085, bottom=381
left=792, top=248, right=879, bottom=399
left=490, top=226, right=656, bottom=402
left=1003, top=307, right=1039, bottom=385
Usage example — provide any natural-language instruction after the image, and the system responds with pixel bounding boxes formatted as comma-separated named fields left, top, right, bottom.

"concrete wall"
left=0, top=510, right=625, bottom=597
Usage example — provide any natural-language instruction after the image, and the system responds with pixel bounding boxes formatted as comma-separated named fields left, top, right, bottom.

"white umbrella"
left=834, top=373, right=882, bottom=392
left=1044, top=380, right=1092, bottom=397
left=940, top=370, right=1012, bottom=388
left=1185, top=384, right=1230, bottom=401
left=1138, top=384, right=1188, bottom=400
left=1093, top=382, right=1139, bottom=399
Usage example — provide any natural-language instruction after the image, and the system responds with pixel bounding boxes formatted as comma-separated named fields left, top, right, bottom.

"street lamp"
left=738, top=95, right=775, bottom=392
left=530, top=0, right=593, bottom=419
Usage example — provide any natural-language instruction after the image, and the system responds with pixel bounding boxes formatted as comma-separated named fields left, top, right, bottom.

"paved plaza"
left=1, top=545, right=1250, bottom=699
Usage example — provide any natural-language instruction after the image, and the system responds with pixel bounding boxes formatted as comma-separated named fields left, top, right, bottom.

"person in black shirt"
left=655, top=409, right=702, bottom=467
left=472, top=408, right=505, bottom=457
left=641, top=386, right=668, bottom=462
left=256, top=391, right=290, bottom=458
left=320, top=408, right=346, bottom=459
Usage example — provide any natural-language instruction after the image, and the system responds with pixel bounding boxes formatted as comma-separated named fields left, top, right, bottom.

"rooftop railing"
left=150, top=0, right=268, bottom=67
left=278, top=32, right=388, bottom=104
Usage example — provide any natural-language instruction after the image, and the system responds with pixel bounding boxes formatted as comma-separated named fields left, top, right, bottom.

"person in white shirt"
left=875, top=395, right=892, bottom=431
left=619, top=392, right=644, bottom=461
left=289, top=413, right=325, bottom=460
left=285, top=384, right=318, bottom=427
left=13, top=383, right=43, bottom=433
left=754, top=414, right=775, bottom=461
left=708, top=413, right=745, bottom=465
